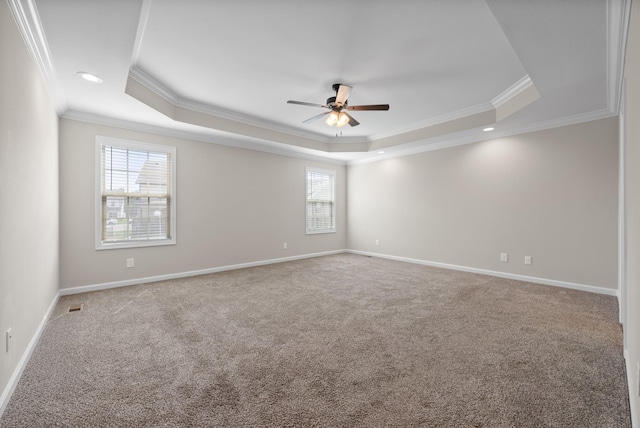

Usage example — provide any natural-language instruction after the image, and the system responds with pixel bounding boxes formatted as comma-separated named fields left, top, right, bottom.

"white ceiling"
left=15, top=0, right=628, bottom=163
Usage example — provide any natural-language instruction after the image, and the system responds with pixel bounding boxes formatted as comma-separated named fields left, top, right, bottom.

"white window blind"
left=306, top=167, right=336, bottom=234
left=95, top=136, right=176, bottom=249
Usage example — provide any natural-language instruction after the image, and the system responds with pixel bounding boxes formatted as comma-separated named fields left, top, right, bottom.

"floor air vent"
left=68, top=303, right=84, bottom=313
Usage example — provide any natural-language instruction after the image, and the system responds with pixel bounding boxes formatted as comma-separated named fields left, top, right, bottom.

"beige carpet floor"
left=0, top=254, right=631, bottom=427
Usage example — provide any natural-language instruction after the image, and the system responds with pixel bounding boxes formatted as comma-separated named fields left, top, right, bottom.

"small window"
left=95, top=136, right=176, bottom=250
left=306, top=167, right=336, bottom=234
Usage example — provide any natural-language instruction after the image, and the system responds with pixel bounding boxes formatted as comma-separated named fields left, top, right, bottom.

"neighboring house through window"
left=95, top=136, right=176, bottom=249
left=306, top=167, right=336, bottom=234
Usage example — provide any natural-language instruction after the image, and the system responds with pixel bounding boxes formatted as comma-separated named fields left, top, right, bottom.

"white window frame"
left=306, top=167, right=336, bottom=234
left=95, top=136, right=176, bottom=250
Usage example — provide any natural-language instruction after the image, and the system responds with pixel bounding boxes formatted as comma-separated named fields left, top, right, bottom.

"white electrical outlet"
left=126, top=258, right=134, bottom=268
left=524, top=256, right=532, bottom=265
left=375, top=240, right=379, bottom=246
left=500, top=253, right=508, bottom=262
left=283, top=242, right=288, bottom=250
left=6, top=328, right=12, bottom=353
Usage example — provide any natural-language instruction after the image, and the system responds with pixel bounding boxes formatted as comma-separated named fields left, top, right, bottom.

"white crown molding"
left=370, top=100, right=495, bottom=141
left=607, top=0, right=632, bottom=114
left=62, top=105, right=615, bottom=169
left=128, top=67, right=338, bottom=144
left=491, top=75, right=534, bottom=109
left=349, top=108, right=616, bottom=165
left=129, top=66, right=540, bottom=150
left=128, top=66, right=179, bottom=104
left=61, top=110, right=348, bottom=166
left=127, top=65, right=599, bottom=165
left=130, top=66, right=498, bottom=152
left=6, top=0, right=67, bottom=114
left=370, top=75, right=534, bottom=142
left=129, top=64, right=553, bottom=163
left=130, top=0, right=153, bottom=65
left=505, top=108, right=616, bottom=136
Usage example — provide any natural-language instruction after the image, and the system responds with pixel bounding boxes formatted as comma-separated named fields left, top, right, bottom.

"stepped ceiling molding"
left=9, top=0, right=630, bottom=164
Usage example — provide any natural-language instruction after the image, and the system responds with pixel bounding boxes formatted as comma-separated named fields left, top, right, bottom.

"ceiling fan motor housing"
left=287, top=83, right=387, bottom=127
left=326, top=96, right=348, bottom=109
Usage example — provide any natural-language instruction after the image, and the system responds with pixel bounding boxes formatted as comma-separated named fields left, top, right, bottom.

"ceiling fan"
left=287, top=83, right=390, bottom=128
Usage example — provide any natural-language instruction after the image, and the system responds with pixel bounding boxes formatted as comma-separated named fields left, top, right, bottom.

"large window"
left=95, top=136, right=176, bottom=250
left=306, top=167, right=336, bottom=234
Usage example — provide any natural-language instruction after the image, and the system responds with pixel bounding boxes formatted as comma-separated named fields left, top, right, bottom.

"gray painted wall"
left=58, top=119, right=347, bottom=289
left=347, top=117, right=618, bottom=289
left=0, top=0, right=59, bottom=407
left=624, top=1, right=640, bottom=424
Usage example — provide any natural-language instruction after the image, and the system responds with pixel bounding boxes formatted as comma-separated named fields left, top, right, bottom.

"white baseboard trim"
left=0, top=290, right=60, bottom=419
left=0, top=249, right=625, bottom=422
left=626, top=349, right=638, bottom=428
left=60, top=249, right=347, bottom=296
left=348, top=250, right=618, bottom=296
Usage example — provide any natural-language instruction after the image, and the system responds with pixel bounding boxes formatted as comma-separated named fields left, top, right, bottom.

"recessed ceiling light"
left=483, top=127, right=495, bottom=132
left=377, top=151, right=385, bottom=154
left=77, top=72, right=103, bottom=83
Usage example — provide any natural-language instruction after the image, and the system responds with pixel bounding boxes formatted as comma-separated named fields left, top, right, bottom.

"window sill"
left=306, top=229, right=336, bottom=235
left=96, top=238, right=176, bottom=251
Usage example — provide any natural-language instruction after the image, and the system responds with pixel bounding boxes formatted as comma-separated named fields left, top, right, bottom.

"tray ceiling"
left=13, top=0, right=628, bottom=163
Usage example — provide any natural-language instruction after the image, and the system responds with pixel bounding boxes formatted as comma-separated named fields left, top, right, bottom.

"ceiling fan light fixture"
left=336, top=112, right=349, bottom=128
left=325, top=111, right=339, bottom=127
left=290, top=83, right=389, bottom=128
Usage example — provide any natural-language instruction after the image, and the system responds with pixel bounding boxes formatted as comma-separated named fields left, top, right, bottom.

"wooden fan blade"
left=345, top=104, right=390, bottom=111
left=335, top=84, right=352, bottom=106
left=343, top=112, right=360, bottom=127
left=287, top=100, right=328, bottom=108
left=303, top=111, right=330, bottom=124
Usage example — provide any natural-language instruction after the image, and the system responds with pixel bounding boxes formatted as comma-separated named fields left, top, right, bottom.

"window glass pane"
left=108, top=170, right=128, bottom=192
left=130, top=217, right=149, bottom=241
left=97, top=137, right=175, bottom=249
left=306, top=168, right=335, bottom=234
